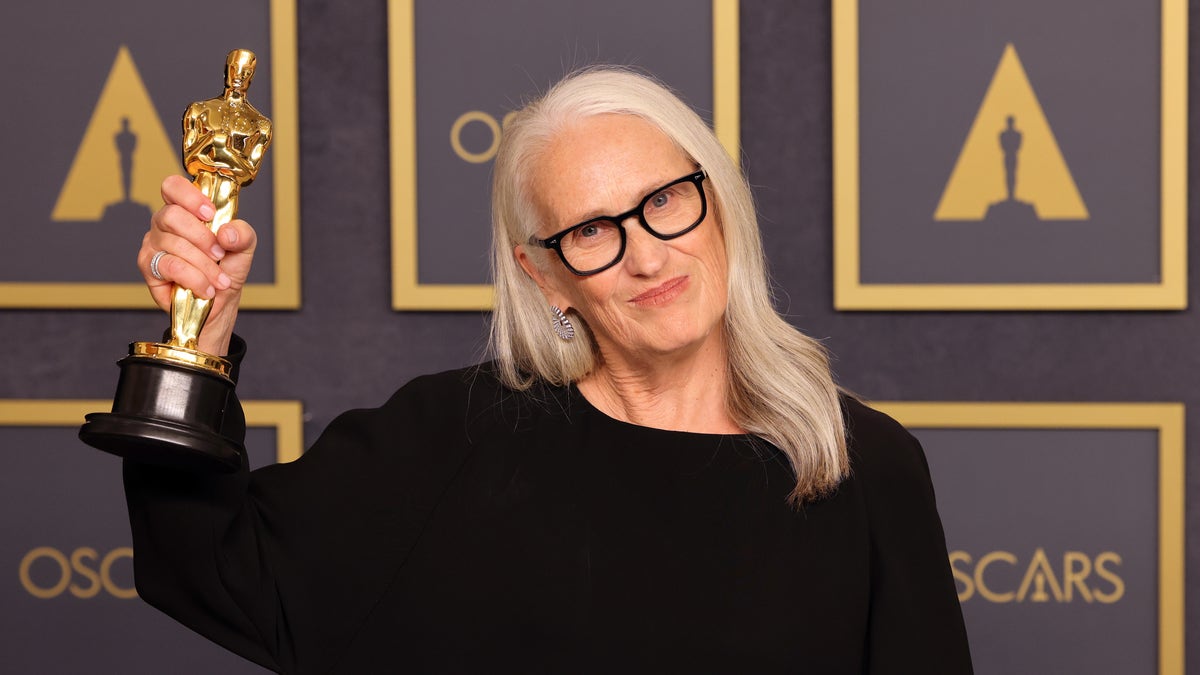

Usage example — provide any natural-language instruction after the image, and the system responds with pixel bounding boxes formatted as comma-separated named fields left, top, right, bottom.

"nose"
left=620, top=217, right=668, bottom=277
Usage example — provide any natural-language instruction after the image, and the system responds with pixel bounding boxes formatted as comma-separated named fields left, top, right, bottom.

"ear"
left=514, top=244, right=572, bottom=312
left=516, top=243, right=571, bottom=309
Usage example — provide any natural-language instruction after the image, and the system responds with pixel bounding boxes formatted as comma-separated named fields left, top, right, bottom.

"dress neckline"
left=566, top=380, right=757, bottom=442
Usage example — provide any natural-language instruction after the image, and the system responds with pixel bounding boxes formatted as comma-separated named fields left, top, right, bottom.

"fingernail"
left=223, top=229, right=238, bottom=245
left=218, top=273, right=231, bottom=289
left=205, top=285, right=216, bottom=298
left=211, top=245, right=225, bottom=260
left=200, top=205, right=215, bottom=220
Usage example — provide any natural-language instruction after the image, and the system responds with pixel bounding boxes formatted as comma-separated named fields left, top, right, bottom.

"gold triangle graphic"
left=934, top=43, right=1088, bottom=221
left=51, top=45, right=179, bottom=221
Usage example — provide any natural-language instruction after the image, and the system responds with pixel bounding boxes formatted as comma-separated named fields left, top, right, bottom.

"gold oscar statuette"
left=80, top=49, right=273, bottom=471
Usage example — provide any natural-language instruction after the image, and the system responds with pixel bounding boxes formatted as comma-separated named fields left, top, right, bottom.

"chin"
left=641, top=322, right=718, bottom=357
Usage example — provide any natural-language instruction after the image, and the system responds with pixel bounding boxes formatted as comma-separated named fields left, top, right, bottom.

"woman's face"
left=517, top=114, right=730, bottom=368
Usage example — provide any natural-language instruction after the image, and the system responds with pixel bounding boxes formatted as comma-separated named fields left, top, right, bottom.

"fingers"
left=154, top=203, right=226, bottom=262
left=157, top=175, right=223, bottom=264
left=141, top=177, right=259, bottom=321
left=140, top=177, right=239, bottom=301
left=161, top=175, right=216, bottom=222
left=138, top=232, right=173, bottom=312
left=146, top=206, right=226, bottom=292
left=139, top=220, right=257, bottom=296
left=148, top=231, right=232, bottom=295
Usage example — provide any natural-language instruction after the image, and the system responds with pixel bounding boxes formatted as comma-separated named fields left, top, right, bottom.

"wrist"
left=199, top=308, right=239, bottom=356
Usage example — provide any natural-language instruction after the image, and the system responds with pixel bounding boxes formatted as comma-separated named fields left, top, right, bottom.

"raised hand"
left=138, top=175, right=258, bottom=356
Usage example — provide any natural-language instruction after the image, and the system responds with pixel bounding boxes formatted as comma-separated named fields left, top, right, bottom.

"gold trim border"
left=387, top=0, right=741, bottom=311
left=0, top=399, right=305, bottom=464
left=874, top=401, right=1185, bottom=675
left=0, top=0, right=301, bottom=310
left=833, top=1, right=1188, bottom=310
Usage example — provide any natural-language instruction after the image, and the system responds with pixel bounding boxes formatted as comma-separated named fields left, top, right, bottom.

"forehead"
left=530, top=114, right=693, bottom=229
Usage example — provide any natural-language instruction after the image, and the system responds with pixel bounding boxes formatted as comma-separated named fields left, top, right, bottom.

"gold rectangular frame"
left=387, top=0, right=740, bottom=310
left=0, top=0, right=301, bottom=310
left=874, top=401, right=1185, bottom=675
left=0, top=399, right=305, bottom=464
left=833, top=0, right=1188, bottom=310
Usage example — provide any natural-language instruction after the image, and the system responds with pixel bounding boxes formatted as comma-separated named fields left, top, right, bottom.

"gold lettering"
left=948, top=551, right=974, bottom=601
left=18, top=547, right=70, bottom=599
left=17, top=547, right=139, bottom=600
left=450, top=111, right=502, bottom=163
left=1062, top=551, right=1094, bottom=603
left=974, top=550, right=1016, bottom=603
left=69, top=547, right=102, bottom=599
left=1017, top=548, right=1064, bottom=602
left=951, top=549, right=1126, bottom=605
left=1093, top=552, right=1125, bottom=603
left=100, top=547, right=137, bottom=599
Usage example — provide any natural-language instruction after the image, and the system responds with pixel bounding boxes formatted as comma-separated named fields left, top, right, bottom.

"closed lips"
left=630, top=276, right=688, bottom=305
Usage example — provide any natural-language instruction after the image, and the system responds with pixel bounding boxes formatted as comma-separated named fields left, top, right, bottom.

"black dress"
left=124, top=342, right=973, bottom=674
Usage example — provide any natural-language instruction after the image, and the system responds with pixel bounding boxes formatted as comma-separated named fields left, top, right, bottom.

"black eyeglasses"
left=528, top=169, right=708, bottom=276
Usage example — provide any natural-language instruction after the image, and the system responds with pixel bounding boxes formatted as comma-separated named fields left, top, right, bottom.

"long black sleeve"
left=124, top=362, right=478, bottom=674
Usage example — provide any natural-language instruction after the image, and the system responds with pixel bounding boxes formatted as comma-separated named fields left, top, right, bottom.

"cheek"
left=565, top=280, right=646, bottom=343
left=569, top=276, right=620, bottom=319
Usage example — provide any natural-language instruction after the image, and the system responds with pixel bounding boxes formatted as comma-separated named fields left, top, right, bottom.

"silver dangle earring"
left=550, top=305, right=575, bottom=341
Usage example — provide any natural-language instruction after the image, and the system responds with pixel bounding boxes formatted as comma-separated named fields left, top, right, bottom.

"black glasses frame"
left=528, top=169, right=708, bottom=276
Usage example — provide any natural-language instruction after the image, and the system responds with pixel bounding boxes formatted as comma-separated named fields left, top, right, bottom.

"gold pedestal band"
left=130, top=342, right=232, bottom=379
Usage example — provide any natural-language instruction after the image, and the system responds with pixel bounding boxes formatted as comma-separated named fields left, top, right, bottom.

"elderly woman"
left=126, top=69, right=972, bottom=674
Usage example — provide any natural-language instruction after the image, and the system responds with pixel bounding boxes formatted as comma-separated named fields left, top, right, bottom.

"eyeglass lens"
left=560, top=177, right=704, bottom=274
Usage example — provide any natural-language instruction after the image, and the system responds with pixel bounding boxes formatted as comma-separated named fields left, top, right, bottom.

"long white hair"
left=489, top=67, right=847, bottom=504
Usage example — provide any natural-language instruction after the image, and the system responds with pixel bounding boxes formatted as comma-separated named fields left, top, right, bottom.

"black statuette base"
left=79, top=353, right=242, bottom=472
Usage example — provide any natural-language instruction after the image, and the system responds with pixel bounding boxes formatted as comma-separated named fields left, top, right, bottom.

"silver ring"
left=150, top=250, right=169, bottom=281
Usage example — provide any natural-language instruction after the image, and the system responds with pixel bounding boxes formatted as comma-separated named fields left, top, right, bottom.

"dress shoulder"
left=840, top=394, right=933, bottom=498
left=304, top=362, right=512, bottom=457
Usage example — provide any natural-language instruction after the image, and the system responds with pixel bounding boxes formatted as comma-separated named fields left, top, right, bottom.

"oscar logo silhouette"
left=80, top=50, right=273, bottom=471
left=1001, top=116, right=1020, bottom=201
left=983, top=115, right=1037, bottom=223
left=98, top=117, right=155, bottom=226
left=117, top=118, right=136, bottom=202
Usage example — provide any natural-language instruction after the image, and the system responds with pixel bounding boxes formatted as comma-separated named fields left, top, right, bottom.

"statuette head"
left=224, top=49, right=257, bottom=92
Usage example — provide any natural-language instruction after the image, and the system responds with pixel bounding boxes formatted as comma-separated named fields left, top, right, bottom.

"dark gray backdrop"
left=0, top=1, right=1194, bottom=669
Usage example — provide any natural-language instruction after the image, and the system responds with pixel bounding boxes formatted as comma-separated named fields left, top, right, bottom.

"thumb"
left=213, top=219, right=258, bottom=287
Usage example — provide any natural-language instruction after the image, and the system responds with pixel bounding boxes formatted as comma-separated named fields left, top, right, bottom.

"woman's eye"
left=569, top=222, right=613, bottom=247
left=651, top=192, right=671, bottom=209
